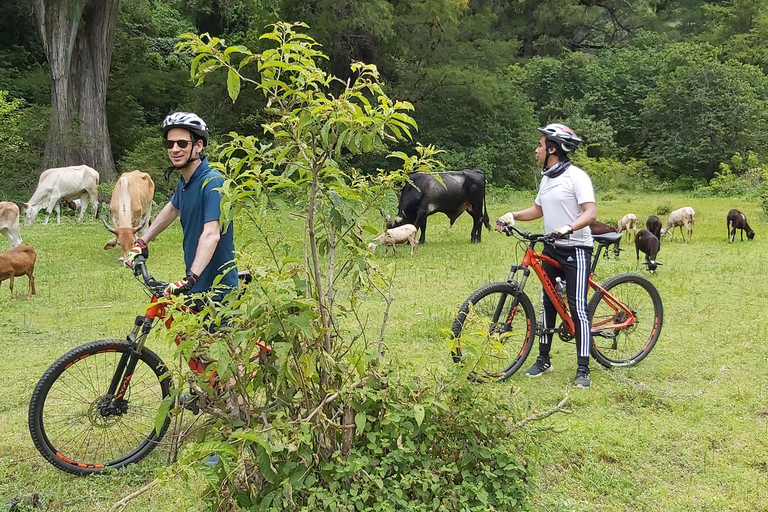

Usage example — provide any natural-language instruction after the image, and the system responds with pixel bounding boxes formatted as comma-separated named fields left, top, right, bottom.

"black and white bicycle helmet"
left=162, top=112, right=209, bottom=146
left=538, top=123, right=582, bottom=154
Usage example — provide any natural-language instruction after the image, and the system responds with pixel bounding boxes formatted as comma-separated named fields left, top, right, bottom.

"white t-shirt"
left=535, top=164, right=595, bottom=247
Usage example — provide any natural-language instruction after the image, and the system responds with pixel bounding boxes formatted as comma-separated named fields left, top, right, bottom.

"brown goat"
left=0, top=244, right=36, bottom=298
left=727, top=209, right=754, bottom=243
left=646, top=215, right=662, bottom=241
left=635, top=229, right=661, bottom=272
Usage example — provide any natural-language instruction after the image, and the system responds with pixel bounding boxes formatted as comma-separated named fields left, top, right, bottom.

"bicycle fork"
left=98, top=315, right=154, bottom=417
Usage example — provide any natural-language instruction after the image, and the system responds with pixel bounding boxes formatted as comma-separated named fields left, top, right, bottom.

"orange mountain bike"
left=450, top=226, right=663, bottom=380
left=28, top=257, right=258, bottom=475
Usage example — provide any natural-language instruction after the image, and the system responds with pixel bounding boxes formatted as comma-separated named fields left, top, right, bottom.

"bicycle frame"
left=506, top=233, right=637, bottom=340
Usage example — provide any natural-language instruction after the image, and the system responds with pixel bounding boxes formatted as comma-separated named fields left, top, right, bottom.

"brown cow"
left=0, top=201, right=22, bottom=249
left=103, top=171, right=155, bottom=264
left=0, top=244, right=36, bottom=299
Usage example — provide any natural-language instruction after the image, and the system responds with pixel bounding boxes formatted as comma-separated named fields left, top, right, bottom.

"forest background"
left=3, top=0, right=768, bottom=201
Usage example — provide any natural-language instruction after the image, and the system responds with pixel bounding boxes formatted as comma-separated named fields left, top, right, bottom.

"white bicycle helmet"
left=162, top=112, right=209, bottom=146
left=538, top=123, right=582, bottom=154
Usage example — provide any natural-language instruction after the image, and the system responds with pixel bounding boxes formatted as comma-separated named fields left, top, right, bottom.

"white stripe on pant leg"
left=574, top=248, right=591, bottom=358
left=540, top=288, right=551, bottom=346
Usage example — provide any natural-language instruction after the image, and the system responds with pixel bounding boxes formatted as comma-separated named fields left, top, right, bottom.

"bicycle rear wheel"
left=588, top=273, right=663, bottom=368
left=28, top=339, right=172, bottom=475
left=451, top=282, right=536, bottom=381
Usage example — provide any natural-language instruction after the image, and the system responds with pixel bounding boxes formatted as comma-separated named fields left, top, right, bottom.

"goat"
left=660, top=207, right=695, bottom=242
left=617, top=214, right=638, bottom=244
left=589, top=220, right=621, bottom=257
left=0, top=244, right=36, bottom=299
left=646, top=215, right=662, bottom=241
left=368, top=224, right=418, bottom=255
left=635, top=229, right=661, bottom=272
left=727, top=209, right=754, bottom=243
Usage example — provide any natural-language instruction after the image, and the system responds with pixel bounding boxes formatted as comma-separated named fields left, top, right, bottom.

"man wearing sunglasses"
left=127, top=112, right=238, bottom=303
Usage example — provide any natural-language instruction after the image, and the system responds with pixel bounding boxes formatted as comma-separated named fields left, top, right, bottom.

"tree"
left=31, top=0, right=119, bottom=180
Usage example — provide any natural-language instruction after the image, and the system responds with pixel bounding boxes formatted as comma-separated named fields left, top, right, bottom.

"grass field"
left=2, top=191, right=768, bottom=511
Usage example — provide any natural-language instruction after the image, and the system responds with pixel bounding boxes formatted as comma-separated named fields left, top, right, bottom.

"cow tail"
left=482, top=173, right=490, bottom=230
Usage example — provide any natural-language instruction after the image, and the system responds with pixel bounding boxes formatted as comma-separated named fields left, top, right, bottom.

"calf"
left=660, top=206, right=695, bottom=242
left=646, top=215, right=662, bottom=241
left=368, top=224, right=418, bottom=256
left=0, top=201, right=22, bottom=249
left=617, top=213, right=638, bottom=244
left=635, top=229, right=661, bottom=272
left=726, top=209, right=754, bottom=243
left=0, top=244, right=36, bottom=299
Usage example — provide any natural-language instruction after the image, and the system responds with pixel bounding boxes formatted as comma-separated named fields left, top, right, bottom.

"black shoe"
left=573, top=367, right=591, bottom=388
left=178, top=393, right=201, bottom=414
left=525, top=356, right=553, bottom=377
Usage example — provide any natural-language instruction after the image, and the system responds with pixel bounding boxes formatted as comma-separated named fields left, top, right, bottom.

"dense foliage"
left=5, top=0, right=768, bottom=199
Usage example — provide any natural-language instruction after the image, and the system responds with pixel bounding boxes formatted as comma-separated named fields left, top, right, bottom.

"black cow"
left=635, top=229, right=661, bottom=272
left=388, top=170, right=490, bottom=244
left=646, top=215, right=662, bottom=241
left=727, top=208, right=755, bottom=243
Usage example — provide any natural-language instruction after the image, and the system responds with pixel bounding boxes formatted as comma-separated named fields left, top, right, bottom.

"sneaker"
left=573, top=368, right=591, bottom=388
left=178, top=393, right=201, bottom=414
left=525, top=357, right=553, bottom=377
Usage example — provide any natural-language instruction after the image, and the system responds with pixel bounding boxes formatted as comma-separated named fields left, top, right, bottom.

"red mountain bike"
left=28, top=257, right=256, bottom=475
left=450, top=226, right=663, bottom=380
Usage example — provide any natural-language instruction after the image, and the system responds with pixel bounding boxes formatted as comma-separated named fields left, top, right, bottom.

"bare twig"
left=510, top=396, right=572, bottom=430
left=109, top=478, right=161, bottom=512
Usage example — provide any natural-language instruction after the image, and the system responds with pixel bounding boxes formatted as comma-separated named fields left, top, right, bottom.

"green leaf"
left=355, top=412, right=367, bottom=434
left=155, top=396, right=172, bottom=435
left=227, top=68, right=241, bottom=102
left=413, top=404, right=425, bottom=427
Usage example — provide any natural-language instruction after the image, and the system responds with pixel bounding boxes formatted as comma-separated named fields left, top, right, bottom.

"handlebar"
left=502, top=224, right=566, bottom=244
left=132, top=257, right=168, bottom=297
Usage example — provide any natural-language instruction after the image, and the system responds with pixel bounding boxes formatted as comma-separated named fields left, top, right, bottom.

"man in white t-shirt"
left=495, top=124, right=597, bottom=388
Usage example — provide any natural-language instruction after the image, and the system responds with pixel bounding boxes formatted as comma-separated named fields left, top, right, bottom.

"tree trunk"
left=32, top=0, right=119, bottom=181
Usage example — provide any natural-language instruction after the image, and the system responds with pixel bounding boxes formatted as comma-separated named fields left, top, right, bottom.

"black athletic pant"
left=538, top=244, right=593, bottom=368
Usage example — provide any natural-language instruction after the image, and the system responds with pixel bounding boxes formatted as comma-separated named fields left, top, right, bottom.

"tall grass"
left=2, top=192, right=768, bottom=510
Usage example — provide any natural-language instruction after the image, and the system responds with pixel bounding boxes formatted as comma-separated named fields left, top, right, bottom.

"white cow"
left=24, top=165, right=100, bottom=225
left=102, top=171, right=155, bottom=264
left=0, top=201, right=22, bottom=249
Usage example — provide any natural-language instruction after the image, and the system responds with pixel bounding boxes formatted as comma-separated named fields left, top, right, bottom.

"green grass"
left=3, top=192, right=768, bottom=511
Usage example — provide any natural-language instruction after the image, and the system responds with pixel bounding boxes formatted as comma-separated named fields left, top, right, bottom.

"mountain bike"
left=28, top=257, right=256, bottom=475
left=450, top=226, right=663, bottom=381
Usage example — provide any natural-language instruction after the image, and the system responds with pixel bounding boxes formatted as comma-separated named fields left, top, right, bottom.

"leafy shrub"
left=655, top=200, right=673, bottom=217
left=571, top=154, right=655, bottom=191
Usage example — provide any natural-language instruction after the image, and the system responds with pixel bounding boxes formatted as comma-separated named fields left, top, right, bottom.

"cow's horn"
left=102, top=218, right=117, bottom=234
left=132, top=219, right=146, bottom=231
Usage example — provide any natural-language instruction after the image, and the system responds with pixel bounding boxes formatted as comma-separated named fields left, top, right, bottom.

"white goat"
left=617, top=213, right=638, bottom=244
left=661, top=207, right=695, bottom=242
left=368, top=224, right=418, bottom=255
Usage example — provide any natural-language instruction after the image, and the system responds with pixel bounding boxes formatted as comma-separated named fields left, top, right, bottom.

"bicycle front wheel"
left=28, top=340, right=172, bottom=475
left=588, top=273, right=663, bottom=368
left=451, top=282, right=536, bottom=381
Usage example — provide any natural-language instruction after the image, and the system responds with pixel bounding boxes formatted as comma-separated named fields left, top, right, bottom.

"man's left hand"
left=550, top=225, right=574, bottom=240
left=164, top=273, right=198, bottom=298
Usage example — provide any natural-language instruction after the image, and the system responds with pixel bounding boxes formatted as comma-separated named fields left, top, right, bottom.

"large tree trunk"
left=32, top=0, right=119, bottom=181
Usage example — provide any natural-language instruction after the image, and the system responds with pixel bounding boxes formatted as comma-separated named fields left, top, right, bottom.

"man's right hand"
left=127, top=238, right=148, bottom=267
left=495, top=212, right=515, bottom=232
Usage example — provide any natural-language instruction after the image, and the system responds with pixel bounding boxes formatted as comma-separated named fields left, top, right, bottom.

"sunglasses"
left=164, top=139, right=194, bottom=149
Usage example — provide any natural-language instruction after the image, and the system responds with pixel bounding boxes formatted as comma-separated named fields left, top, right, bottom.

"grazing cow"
left=387, top=170, right=490, bottom=244
left=660, top=206, right=695, bottom=242
left=635, top=229, right=661, bottom=272
left=103, top=170, right=155, bottom=264
left=0, top=244, right=36, bottom=299
left=0, top=201, right=22, bottom=249
left=589, top=220, right=621, bottom=257
left=368, top=224, right=418, bottom=256
left=617, top=213, right=638, bottom=243
left=646, top=215, right=662, bottom=241
left=24, top=165, right=100, bottom=225
left=727, top=209, right=754, bottom=243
